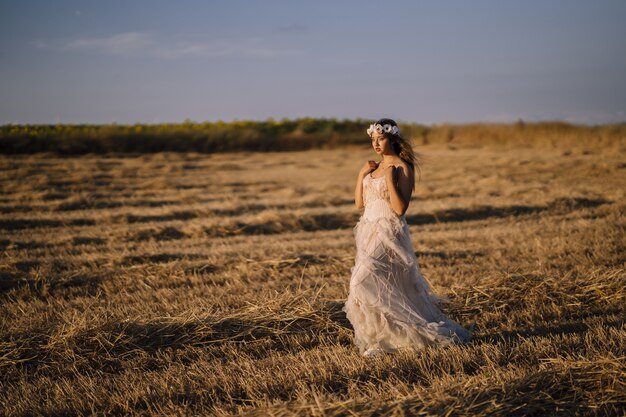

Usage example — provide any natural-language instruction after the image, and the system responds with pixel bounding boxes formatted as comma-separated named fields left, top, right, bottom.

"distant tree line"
left=0, top=117, right=623, bottom=154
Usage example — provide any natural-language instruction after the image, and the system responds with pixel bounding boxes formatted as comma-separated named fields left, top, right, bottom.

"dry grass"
left=0, top=142, right=624, bottom=416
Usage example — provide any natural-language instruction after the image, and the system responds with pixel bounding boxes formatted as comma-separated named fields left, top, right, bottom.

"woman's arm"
left=385, top=164, right=413, bottom=216
left=355, top=173, right=365, bottom=209
left=355, top=161, right=378, bottom=209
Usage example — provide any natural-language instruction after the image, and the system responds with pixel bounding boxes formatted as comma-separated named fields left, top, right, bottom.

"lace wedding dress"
left=342, top=172, right=472, bottom=356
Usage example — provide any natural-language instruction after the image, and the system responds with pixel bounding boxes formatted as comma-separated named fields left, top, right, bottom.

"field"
left=1, top=141, right=625, bottom=415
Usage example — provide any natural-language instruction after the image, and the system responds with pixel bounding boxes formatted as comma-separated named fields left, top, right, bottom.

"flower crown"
left=367, top=123, right=400, bottom=137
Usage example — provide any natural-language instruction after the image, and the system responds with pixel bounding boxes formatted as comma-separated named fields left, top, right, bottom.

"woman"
left=341, top=118, right=473, bottom=357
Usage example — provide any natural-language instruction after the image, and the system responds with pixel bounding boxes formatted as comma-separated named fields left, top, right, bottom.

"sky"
left=1, top=0, right=625, bottom=125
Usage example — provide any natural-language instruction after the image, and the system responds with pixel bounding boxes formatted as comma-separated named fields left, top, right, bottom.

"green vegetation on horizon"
left=1, top=117, right=624, bottom=154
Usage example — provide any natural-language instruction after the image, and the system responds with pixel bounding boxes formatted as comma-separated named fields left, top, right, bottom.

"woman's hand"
left=385, top=164, right=398, bottom=183
left=359, top=160, right=379, bottom=177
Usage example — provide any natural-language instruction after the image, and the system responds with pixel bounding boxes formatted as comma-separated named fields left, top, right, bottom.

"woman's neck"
left=382, top=153, right=398, bottom=164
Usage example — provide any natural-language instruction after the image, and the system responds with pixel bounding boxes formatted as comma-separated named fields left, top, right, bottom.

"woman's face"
left=371, top=131, right=393, bottom=155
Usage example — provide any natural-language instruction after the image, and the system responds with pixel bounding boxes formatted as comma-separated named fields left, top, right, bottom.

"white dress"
left=342, top=172, right=472, bottom=355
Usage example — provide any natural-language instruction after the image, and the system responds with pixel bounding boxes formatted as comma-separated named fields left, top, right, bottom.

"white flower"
left=367, top=122, right=401, bottom=137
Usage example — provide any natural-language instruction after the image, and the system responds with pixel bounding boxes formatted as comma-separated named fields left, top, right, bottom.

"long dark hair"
left=374, top=118, right=422, bottom=187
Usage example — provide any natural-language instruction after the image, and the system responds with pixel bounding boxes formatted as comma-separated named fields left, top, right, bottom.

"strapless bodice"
left=362, top=174, right=406, bottom=221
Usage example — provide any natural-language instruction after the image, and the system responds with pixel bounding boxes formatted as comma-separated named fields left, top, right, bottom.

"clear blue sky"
left=1, top=0, right=625, bottom=125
